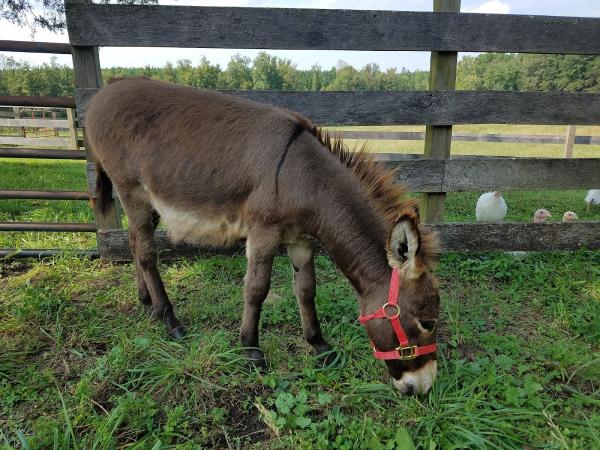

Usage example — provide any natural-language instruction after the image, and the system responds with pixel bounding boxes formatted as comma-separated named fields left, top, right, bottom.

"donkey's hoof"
left=246, top=349, right=267, bottom=371
left=168, top=325, right=186, bottom=340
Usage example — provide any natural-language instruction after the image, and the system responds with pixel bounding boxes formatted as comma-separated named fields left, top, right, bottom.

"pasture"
left=1, top=124, right=600, bottom=448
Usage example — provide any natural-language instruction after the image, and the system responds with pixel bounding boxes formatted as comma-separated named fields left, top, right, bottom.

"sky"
left=1, top=0, right=600, bottom=71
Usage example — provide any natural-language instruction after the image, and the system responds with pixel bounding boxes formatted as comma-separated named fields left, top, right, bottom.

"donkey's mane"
left=301, top=122, right=441, bottom=267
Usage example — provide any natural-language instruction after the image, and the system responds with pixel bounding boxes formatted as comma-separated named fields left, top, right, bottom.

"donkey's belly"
left=149, top=195, right=247, bottom=247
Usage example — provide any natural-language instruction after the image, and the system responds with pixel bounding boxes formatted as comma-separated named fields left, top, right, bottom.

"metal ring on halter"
left=396, top=345, right=417, bottom=360
left=382, top=302, right=400, bottom=319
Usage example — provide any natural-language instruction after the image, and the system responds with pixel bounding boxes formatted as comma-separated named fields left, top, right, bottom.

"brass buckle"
left=396, top=345, right=417, bottom=360
left=382, top=302, right=400, bottom=319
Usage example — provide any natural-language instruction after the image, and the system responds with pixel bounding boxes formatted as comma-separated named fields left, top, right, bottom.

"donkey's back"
left=87, top=77, right=306, bottom=202
left=87, top=77, right=320, bottom=247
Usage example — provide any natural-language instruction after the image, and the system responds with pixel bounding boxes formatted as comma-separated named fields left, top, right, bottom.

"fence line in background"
left=0, top=37, right=95, bottom=258
left=0, top=107, right=81, bottom=149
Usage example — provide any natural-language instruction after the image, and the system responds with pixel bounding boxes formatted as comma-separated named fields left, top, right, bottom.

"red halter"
left=358, top=267, right=437, bottom=360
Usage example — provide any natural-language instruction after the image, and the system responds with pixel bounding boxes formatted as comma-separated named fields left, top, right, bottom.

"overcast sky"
left=1, top=0, right=599, bottom=71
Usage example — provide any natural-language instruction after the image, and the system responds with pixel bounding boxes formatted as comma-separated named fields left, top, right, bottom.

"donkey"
left=86, top=78, right=441, bottom=395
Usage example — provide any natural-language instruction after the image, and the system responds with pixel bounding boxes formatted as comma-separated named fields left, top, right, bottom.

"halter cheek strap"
left=358, top=267, right=437, bottom=361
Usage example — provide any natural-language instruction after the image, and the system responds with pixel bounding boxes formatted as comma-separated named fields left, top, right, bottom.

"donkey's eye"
left=419, top=320, right=437, bottom=332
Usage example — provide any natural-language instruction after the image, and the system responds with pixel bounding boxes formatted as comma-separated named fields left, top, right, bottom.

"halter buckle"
left=382, top=302, right=400, bottom=319
left=396, top=345, right=417, bottom=360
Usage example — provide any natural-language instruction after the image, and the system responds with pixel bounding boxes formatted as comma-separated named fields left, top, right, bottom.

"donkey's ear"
left=387, top=207, right=426, bottom=279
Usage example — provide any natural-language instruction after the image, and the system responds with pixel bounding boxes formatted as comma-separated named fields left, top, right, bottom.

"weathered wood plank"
left=65, top=3, right=600, bottom=55
left=98, top=230, right=246, bottom=262
left=435, top=222, right=600, bottom=252
left=75, top=88, right=600, bottom=126
left=0, top=118, right=70, bottom=128
left=440, top=157, right=600, bottom=191
left=0, top=40, right=72, bottom=54
left=87, top=157, right=600, bottom=194
left=0, top=95, right=75, bottom=108
left=97, top=222, right=600, bottom=261
left=0, top=136, right=73, bottom=147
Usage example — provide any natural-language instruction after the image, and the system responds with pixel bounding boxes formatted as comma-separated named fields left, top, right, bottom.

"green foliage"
left=457, top=53, right=600, bottom=92
left=3, top=51, right=600, bottom=96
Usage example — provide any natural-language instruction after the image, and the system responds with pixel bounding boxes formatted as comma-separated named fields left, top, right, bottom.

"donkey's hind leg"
left=122, top=191, right=184, bottom=339
left=129, top=209, right=160, bottom=308
left=287, top=241, right=334, bottom=362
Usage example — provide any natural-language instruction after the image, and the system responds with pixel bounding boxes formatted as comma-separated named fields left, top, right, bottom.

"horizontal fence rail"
left=65, top=4, right=600, bottom=55
left=0, top=248, right=98, bottom=258
left=86, top=157, right=600, bottom=193
left=0, top=137, right=75, bottom=147
left=96, top=223, right=600, bottom=261
left=336, top=130, right=600, bottom=145
left=0, top=190, right=89, bottom=200
left=0, top=222, right=96, bottom=232
left=0, top=96, right=76, bottom=108
left=0, top=118, right=70, bottom=128
left=0, top=40, right=72, bottom=54
left=75, top=89, right=600, bottom=126
left=0, top=148, right=86, bottom=159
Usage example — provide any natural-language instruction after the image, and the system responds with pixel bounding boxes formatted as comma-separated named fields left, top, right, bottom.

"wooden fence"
left=0, top=108, right=80, bottom=149
left=2, top=0, right=600, bottom=258
left=66, top=0, right=600, bottom=259
left=0, top=43, right=94, bottom=258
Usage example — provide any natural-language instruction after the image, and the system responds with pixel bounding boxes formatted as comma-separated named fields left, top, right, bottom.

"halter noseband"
left=358, top=267, right=437, bottom=361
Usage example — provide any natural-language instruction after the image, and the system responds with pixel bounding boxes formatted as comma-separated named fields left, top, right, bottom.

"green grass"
left=1, top=252, right=599, bottom=448
left=1, top=124, right=599, bottom=447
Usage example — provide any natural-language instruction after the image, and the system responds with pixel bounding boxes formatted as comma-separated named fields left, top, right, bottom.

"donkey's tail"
left=95, top=161, right=113, bottom=215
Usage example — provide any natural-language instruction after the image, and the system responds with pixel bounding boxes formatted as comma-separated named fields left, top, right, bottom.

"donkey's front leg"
left=287, top=242, right=334, bottom=361
left=240, top=229, right=280, bottom=368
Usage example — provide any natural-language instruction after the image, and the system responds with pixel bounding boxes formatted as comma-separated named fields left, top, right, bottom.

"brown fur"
left=86, top=77, right=441, bottom=390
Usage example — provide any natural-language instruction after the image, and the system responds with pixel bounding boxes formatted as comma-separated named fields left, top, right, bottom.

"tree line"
left=1, top=52, right=599, bottom=97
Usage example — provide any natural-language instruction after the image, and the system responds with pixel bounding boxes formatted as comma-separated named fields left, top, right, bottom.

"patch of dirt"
left=226, top=402, right=270, bottom=446
left=0, top=260, right=31, bottom=278
left=222, top=385, right=271, bottom=447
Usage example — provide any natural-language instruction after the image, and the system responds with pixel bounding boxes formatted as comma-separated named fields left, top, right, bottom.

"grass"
left=1, top=252, right=599, bottom=448
left=0, top=124, right=599, bottom=447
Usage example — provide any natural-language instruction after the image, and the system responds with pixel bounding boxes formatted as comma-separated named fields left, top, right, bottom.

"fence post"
left=71, top=41, right=122, bottom=234
left=12, top=106, right=26, bottom=137
left=421, top=0, right=460, bottom=223
left=66, top=108, right=79, bottom=150
left=564, top=124, right=576, bottom=158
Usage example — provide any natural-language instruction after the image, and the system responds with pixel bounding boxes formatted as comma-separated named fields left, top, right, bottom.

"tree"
left=0, top=0, right=157, bottom=33
left=218, top=54, right=253, bottom=89
left=252, top=52, right=283, bottom=90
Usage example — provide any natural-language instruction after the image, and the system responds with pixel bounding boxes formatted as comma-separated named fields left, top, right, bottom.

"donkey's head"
left=360, top=207, right=440, bottom=395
